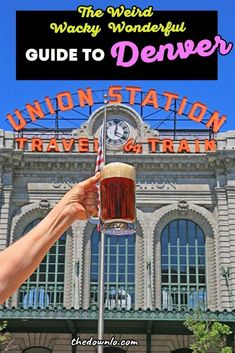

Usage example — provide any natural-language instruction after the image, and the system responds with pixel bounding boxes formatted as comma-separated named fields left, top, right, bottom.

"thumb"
left=79, top=172, right=100, bottom=189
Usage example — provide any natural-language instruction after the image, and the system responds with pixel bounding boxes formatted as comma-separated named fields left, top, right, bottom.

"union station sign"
left=6, top=86, right=225, bottom=154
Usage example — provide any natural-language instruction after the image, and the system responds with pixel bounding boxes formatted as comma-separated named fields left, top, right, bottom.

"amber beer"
left=100, top=162, right=136, bottom=235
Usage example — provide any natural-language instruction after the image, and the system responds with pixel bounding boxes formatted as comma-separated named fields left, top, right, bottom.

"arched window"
left=161, top=219, right=206, bottom=310
left=104, top=349, right=126, bottom=353
left=18, top=219, right=66, bottom=309
left=24, top=348, right=51, bottom=353
left=90, top=228, right=135, bottom=309
left=171, top=349, right=192, bottom=353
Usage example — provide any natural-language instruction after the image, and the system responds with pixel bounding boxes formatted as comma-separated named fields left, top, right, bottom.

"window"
left=90, top=228, right=135, bottom=309
left=18, top=219, right=66, bottom=309
left=161, top=220, right=206, bottom=310
left=104, top=349, right=126, bottom=353
left=24, top=348, right=51, bottom=353
left=171, top=349, right=192, bottom=353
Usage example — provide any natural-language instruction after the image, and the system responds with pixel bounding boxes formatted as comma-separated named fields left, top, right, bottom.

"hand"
left=114, top=123, right=118, bottom=136
left=60, top=173, right=100, bottom=221
left=114, top=123, right=123, bottom=138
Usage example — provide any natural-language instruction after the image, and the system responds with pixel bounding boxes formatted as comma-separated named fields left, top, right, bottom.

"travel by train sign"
left=14, top=136, right=216, bottom=154
left=6, top=86, right=225, bottom=154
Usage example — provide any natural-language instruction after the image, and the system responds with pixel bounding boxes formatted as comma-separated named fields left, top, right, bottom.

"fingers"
left=85, top=191, right=99, bottom=199
left=76, top=204, right=98, bottom=220
left=86, top=186, right=99, bottom=193
left=82, top=189, right=99, bottom=218
left=79, top=173, right=100, bottom=189
left=83, top=199, right=99, bottom=207
left=83, top=191, right=99, bottom=209
left=85, top=205, right=99, bottom=217
left=65, top=173, right=100, bottom=221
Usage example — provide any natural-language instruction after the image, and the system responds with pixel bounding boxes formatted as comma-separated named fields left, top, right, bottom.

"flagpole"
left=97, top=95, right=108, bottom=353
left=102, top=94, right=108, bottom=165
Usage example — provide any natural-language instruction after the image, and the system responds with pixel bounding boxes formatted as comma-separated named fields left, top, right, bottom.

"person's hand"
left=60, top=173, right=100, bottom=221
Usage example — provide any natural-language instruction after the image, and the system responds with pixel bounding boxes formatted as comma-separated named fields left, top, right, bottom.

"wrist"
left=56, top=194, right=80, bottom=223
left=52, top=198, right=76, bottom=228
left=34, top=199, right=75, bottom=245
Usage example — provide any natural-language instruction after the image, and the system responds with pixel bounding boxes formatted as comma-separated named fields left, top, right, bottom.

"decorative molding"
left=10, top=202, right=51, bottom=242
left=81, top=221, right=96, bottom=308
left=0, top=150, right=234, bottom=173
left=10, top=333, right=64, bottom=351
left=177, top=200, right=189, bottom=215
left=135, top=216, right=145, bottom=309
left=1, top=307, right=235, bottom=321
left=153, top=202, right=217, bottom=241
left=64, top=225, right=75, bottom=308
left=39, top=199, right=51, bottom=210
left=137, top=179, right=176, bottom=190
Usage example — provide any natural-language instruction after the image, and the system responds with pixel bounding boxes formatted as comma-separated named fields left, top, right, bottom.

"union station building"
left=0, top=87, right=235, bottom=353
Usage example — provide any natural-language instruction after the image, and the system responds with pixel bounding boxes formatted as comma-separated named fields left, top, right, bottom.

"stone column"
left=73, top=220, right=88, bottom=308
left=64, top=228, right=75, bottom=308
left=215, top=186, right=231, bottom=310
left=0, top=171, right=13, bottom=251
left=225, top=186, right=235, bottom=309
left=141, top=214, right=157, bottom=310
left=0, top=171, right=13, bottom=307
left=135, top=213, right=147, bottom=309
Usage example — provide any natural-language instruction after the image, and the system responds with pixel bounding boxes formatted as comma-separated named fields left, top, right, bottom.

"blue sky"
left=0, top=0, right=234, bottom=131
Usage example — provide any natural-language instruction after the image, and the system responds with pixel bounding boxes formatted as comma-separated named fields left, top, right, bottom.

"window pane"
left=189, top=247, right=195, bottom=255
left=119, top=256, right=125, bottom=264
left=170, top=222, right=177, bottom=245
left=161, top=229, right=168, bottom=252
left=198, top=247, right=205, bottom=255
left=161, top=255, right=168, bottom=265
left=49, top=265, right=55, bottom=272
left=171, top=256, right=178, bottom=265
left=179, top=220, right=187, bottom=246
left=188, top=221, right=196, bottom=246
left=197, top=228, right=205, bottom=246
left=110, top=236, right=117, bottom=245
left=162, top=275, right=168, bottom=283
left=111, top=246, right=118, bottom=254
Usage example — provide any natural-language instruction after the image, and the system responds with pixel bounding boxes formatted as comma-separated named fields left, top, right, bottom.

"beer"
left=100, top=162, right=136, bottom=235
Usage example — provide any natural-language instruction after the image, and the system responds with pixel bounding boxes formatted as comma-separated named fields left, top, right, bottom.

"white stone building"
left=0, top=101, right=235, bottom=353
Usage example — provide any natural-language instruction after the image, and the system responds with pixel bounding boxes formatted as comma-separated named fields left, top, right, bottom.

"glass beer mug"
left=100, top=162, right=136, bottom=235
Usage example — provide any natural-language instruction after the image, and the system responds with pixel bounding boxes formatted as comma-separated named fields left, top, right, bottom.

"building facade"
left=0, top=102, right=235, bottom=352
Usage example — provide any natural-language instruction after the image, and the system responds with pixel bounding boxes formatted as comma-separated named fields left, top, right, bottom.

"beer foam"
left=100, top=162, right=135, bottom=181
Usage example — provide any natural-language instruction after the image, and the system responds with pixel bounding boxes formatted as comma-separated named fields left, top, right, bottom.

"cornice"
left=0, top=149, right=235, bottom=171
left=0, top=307, right=235, bottom=322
